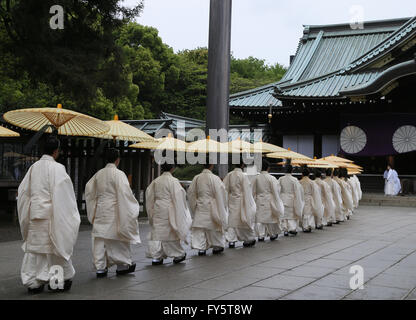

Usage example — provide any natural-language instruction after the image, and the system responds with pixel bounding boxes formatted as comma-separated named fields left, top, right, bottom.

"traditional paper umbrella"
left=348, top=169, right=363, bottom=175
left=3, top=104, right=109, bottom=137
left=188, top=136, right=239, bottom=153
left=97, top=115, right=154, bottom=142
left=321, top=159, right=362, bottom=170
left=252, top=140, right=288, bottom=153
left=321, top=155, right=353, bottom=163
left=266, top=148, right=312, bottom=160
left=0, top=126, right=20, bottom=137
left=345, top=163, right=363, bottom=170
left=226, top=138, right=256, bottom=153
left=276, top=158, right=339, bottom=168
left=130, top=134, right=187, bottom=152
left=298, top=158, right=339, bottom=168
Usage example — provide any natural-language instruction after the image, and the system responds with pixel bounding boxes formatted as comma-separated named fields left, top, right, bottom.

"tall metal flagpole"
left=206, top=0, right=232, bottom=179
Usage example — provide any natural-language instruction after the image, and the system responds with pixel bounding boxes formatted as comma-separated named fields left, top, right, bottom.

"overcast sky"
left=124, top=0, right=416, bottom=67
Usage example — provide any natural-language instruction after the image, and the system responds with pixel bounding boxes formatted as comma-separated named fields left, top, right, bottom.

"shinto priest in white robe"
left=277, top=174, right=304, bottom=233
left=299, top=175, right=324, bottom=230
left=385, top=169, right=401, bottom=196
left=145, top=171, right=192, bottom=260
left=224, top=168, right=257, bottom=243
left=85, top=163, right=141, bottom=271
left=324, top=175, right=344, bottom=222
left=252, top=171, right=284, bottom=239
left=347, top=176, right=360, bottom=210
left=352, top=175, right=362, bottom=200
left=334, top=176, right=354, bottom=219
left=187, top=169, right=228, bottom=251
left=18, top=155, right=80, bottom=289
left=315, top=175, right=336, bottom=225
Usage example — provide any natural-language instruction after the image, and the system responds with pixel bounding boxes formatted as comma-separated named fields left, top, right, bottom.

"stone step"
left=360, top=193, right=416, bottom=208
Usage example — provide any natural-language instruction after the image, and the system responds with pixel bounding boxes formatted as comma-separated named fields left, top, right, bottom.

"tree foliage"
left=0, top=2, right=286, bottom=122
left=0, top=0, right=144, bottom=118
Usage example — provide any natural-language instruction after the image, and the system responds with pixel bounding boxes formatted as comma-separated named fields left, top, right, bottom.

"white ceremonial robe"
left=223, top=168, right=257, bottom=243
left=315, top=178, right=336, bottom=225
left=277, top=174, right=304, bottom=233
left=335, top=177, right=354, bottom=219
left=252, top=171, right=284, bottom=238
left=299, top=177, right=324, bottom=230
left=324, top=177, right=344, bottom=222
left=18, top=155, right=80, bottom=289
left=353, top=175, right=363, bottom=200
left=145, top=172, right=192, bottom=259
left=347, top=177, right=359, bottom=210
left=85, top=163, right=141, bottom=271
left=385, top=169, right=401, bottom=196
left=187, top=169, right=228, bottom=251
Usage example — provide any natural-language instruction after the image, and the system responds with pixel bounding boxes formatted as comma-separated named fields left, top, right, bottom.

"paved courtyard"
left=1, top=205, right=416, bottom=300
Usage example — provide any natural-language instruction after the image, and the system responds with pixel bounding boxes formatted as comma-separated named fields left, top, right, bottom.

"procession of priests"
left=17, top=138, right=363, bottom=294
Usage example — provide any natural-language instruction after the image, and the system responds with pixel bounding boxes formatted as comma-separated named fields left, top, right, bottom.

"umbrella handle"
left=23, top=124, right=56, bottom=154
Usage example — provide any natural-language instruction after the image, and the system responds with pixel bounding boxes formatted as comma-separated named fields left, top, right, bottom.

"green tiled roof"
left=281, top=18, right=408, bottom=84
left=229, top=82, right=282, bottom=109
left=275, top=16, right=416, bottom=99
left=275, top=71, right=381, bottom=99
left=230, top=17, right=414, bottom=107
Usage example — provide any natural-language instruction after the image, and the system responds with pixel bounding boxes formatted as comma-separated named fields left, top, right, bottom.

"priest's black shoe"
left=270, top=235, right=278, bottom=241
left=173, top=253, right=186, bottom=264
left=303, top=228, right=312, bottom=233
left=28, top=284, right=44, bottom=294
left=289, top=231, right=298, bottom=236
left=96, top=269, right=108, bottom=278
left=152, top=259, right=163, bottom=266
left=316, top=225, right=324, bottom=230
left=213, top=247, right=224, bottom=255
left=198, top=250, right=206, bottom=256
left=228, top=242, right=235, bottom=248
left=116, top=263, right=136, bottom=275
left=258, top=237, right=265, bottom=242
left=284, top=232, right=289, bottom=237
left=243, top=240, right=256, bottom=247
left=326, top=222, right=332, bottom=227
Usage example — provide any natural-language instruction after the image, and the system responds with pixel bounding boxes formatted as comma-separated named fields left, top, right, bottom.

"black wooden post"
left=206, top=0, right=232, bottom=178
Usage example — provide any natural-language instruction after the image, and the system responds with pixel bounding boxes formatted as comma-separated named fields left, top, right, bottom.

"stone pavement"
left=1, top=205, right=416, bottom=300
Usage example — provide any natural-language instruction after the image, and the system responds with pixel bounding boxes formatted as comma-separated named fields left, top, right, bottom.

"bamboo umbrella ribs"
left=187, top=136, right=240, bottom=154
left=321, top=155, right=354, bottom=163
left=3, top=104, right=109, bottom=137
left=266, top=149, right=312, bottom=160
left=130, top=134, right=187, bottom=152
left=0, top=126, right=20, bottom=137
left=97, top=115, right=154, bottom=142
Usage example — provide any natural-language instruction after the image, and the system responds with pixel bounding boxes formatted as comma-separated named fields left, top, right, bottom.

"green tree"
left=0, top=0, right=144, bottom=111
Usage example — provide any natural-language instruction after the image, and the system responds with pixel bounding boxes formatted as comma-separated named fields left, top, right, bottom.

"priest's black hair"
left=285, top=164, right=293, bottom=173
left=302, top=167, right=310, bottom=177
left=333, top=168, right=340, bottom=177
left=44, top=136, right=60, bottom=155
left=314, top=168, right=322, bottom=179
left=161, top=163, right=175, bottom=172
left=106, top=148, right=120, bottom=163
left=326, top=168, right=333, bottom=177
